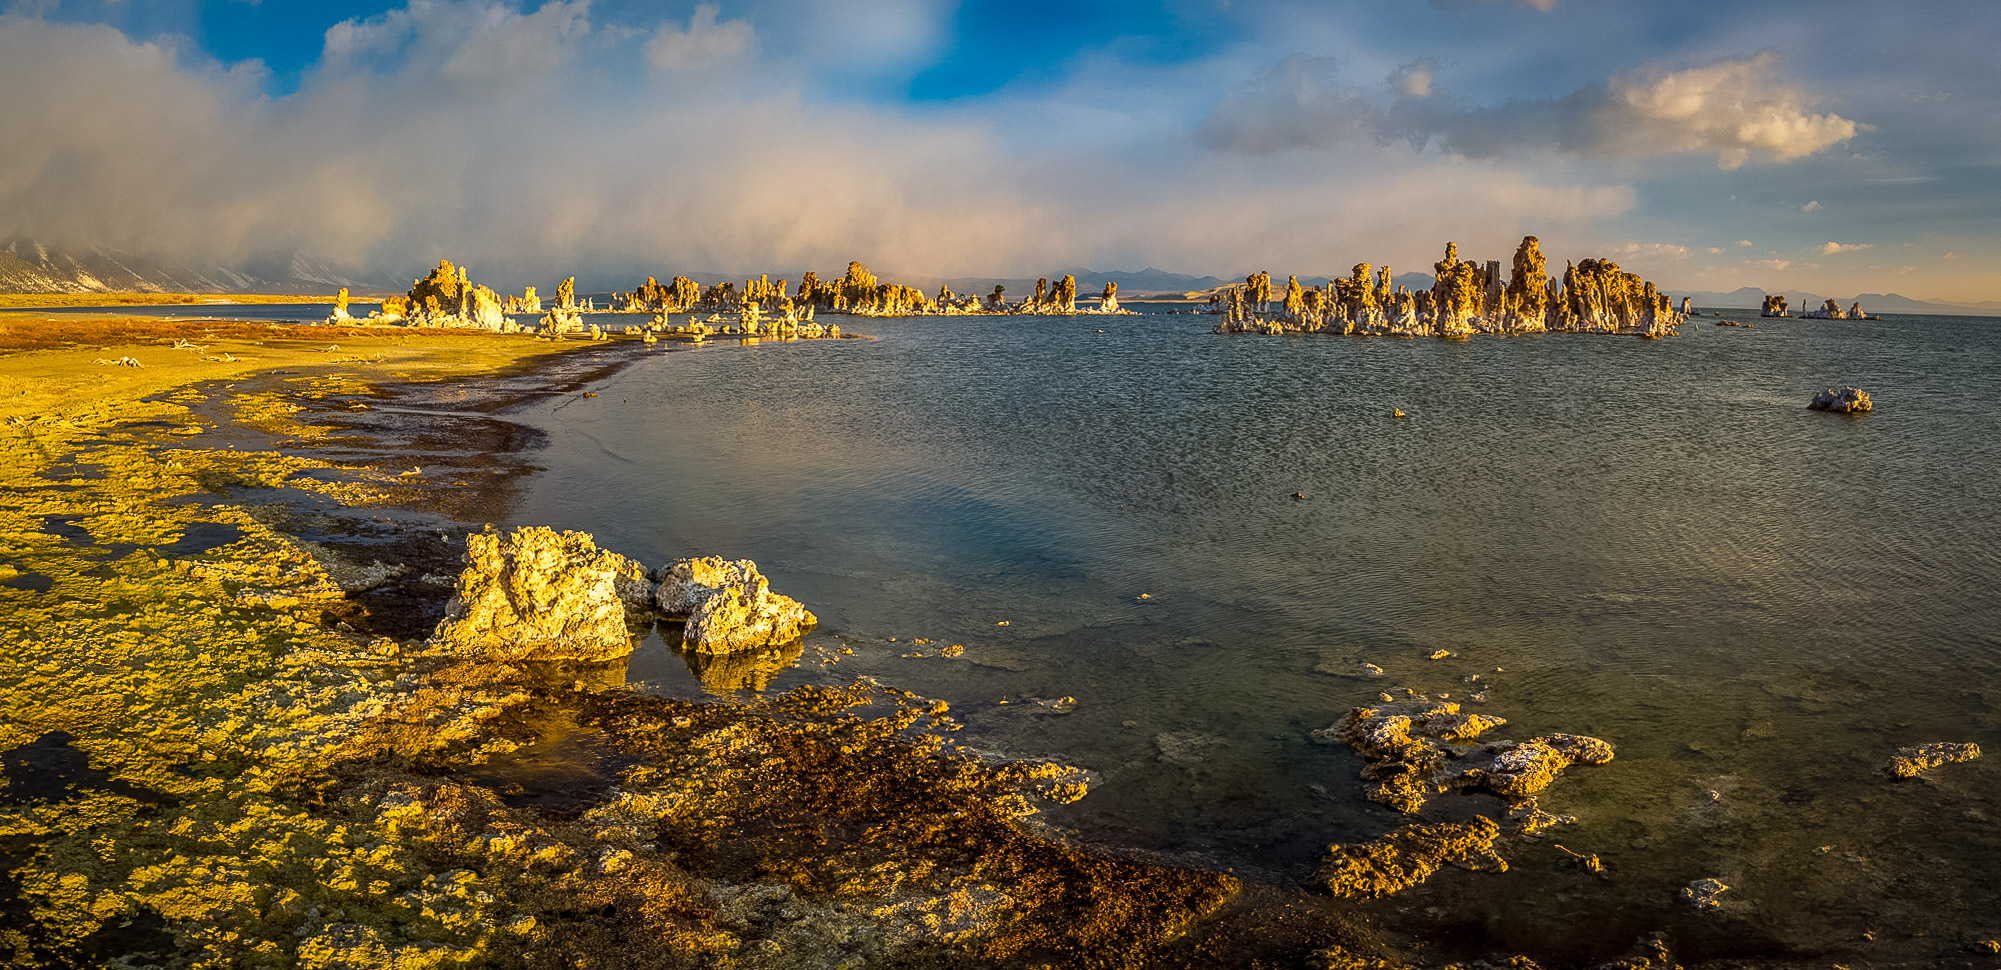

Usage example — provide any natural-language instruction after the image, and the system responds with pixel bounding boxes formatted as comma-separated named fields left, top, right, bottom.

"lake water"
left=506, top=307, right=2001, bottom=965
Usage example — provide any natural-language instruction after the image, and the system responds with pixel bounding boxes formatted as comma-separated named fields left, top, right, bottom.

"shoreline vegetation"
left=0, top=317, right=1433, bottom=970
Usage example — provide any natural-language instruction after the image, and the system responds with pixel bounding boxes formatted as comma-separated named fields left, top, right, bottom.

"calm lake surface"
left=508, top=307, right=2001, bottom=965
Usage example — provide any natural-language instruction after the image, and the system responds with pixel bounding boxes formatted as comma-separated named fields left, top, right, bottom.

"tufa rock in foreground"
left=656, top=556, right=817, bottom=654
left=1808, top=386, right=1873, bottom=413
left=1884, top=741, right=1981, bottom=779
left=430, top=529, right=820, bottom=660
left=430, top=525, right=652, bottom=663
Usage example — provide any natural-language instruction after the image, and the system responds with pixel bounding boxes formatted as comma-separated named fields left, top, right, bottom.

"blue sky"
left=3, top=0, right=1997, bottom=300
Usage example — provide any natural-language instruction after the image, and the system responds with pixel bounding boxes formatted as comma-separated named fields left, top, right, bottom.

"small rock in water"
left=1313, top=660, right=1387, bottom=680
left=1427, top=649, right=1454, bottom=660
left=1392, top=409, right=1407, bottom=418
left=1682, top=877, right=1730, bottom=911
left=1137, top=592, right=1152, bottom=601
left=1048, top=696, right=1078, bottom=714
left=1807, top=386, right=1872, bottom=413
left=1292, top=491, right=1306, bottom=500
left=655, top=557, right=816, bottom=654
left=1884, top=741, right=1981, bottom=779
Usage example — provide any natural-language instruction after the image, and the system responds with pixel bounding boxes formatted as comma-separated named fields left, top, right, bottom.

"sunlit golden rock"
left=431, top=525, right=651, bottom=663
left=655, top=556, right=816, bottom=654
left=1883, top=741, right=1980, bottom=778
left=1320, top=817, right=1506, bottom=898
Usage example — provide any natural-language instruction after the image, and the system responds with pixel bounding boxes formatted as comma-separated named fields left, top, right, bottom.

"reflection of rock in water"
left=521, top=657, right=631, bottom=693
left=677, top=637, right=804, bottom=694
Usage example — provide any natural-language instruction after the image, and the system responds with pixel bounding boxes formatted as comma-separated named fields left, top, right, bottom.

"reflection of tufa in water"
left=676, top=638, right=806, bottom=694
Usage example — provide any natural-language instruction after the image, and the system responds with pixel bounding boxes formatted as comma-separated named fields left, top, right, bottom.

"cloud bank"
left=0, top=2, right=1659, bottom=286
left=1200, top=50, right=1859, bottom=170
left=7, top=0, right=1977, bottom=303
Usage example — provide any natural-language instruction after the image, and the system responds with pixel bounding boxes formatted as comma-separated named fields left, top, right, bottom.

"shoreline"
left=0, top=318, right=1334, bottom=969
left=2, top=314, right=1910, bottom=969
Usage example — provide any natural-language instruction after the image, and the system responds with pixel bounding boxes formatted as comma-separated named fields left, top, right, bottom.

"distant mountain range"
left=0, top=239, right=390, bottom=295
left=1675, top=285, right=2001, bottom=316
left=5, top=240, right=1995, bottom=317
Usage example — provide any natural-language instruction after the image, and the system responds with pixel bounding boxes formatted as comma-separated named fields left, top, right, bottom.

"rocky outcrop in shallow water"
left=1319, top=816, right=1507, bottom=898
left=430, top=525, right=651, bottom=662
left=656, top=556, right=817, bottom=653
left=1318, top=698, right=1613, bottom=815
left=1801, top=298, right=1877, bottom=320
left=1761, top=294, right=1789, bottom=317
left=1214, top=237, right=1681, bottom=338
left=1456, top=733, right=1617, bottom=798
left=1808, top=386, right=1873, bottom=412
left=1884, top=741, right=1981, bottom=778
left=1317, top=699, right=1509, bottom=812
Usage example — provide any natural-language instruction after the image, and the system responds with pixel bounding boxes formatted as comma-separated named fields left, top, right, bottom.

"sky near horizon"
left=2, top=0, right=1996, bottom=301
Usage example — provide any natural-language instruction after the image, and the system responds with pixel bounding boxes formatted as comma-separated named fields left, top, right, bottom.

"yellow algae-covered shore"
left=0, top=318, right=1275, bottom=970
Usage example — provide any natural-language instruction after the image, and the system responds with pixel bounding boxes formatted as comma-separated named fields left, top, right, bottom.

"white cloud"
left=1738, top=239, right=1753, bottom=246
left=1706, top=246, right=1722, bottom=254
left=1606, top=52, right=1860, bottom=169
left=0, top=3, right=1733, bottom=289
left=1621, top=242, right=1688, bottom=258
left=1821, top=241, right=1871, bottom=254
left=1200, top=50, right=1860, bottom=169
left=1802, top=200, right=1822, bottom=212
left=644, top=4, right=754, bottom=72
left=1750, top=259, right=1790, bottom=271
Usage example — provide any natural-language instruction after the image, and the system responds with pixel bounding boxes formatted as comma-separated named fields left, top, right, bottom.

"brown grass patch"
left=0, top=316, right=383, bottom=354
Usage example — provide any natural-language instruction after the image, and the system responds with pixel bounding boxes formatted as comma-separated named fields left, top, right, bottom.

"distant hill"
left=1678, top=285, right=2000, bottom=317
left=0, top=239, right=389, bottom=296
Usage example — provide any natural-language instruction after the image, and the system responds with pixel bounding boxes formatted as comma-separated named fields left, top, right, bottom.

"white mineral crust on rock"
left=655, top=556, right=816, bottom=654
left=431, top=525, right=651, bottom=662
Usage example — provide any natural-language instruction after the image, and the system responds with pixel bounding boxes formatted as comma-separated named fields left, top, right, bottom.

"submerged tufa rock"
left=656, top=556, right=816, bottom=654
left=1318, top=700, right=1509, bottom=813
left=1322, top=699, right=1612, bottom=814
left=1884, top=741, right=1981, bottom=779
left=1453, top=734, right=1616, bottom=798
left=430, top=525, right=651, bottom=663
left=1808, top=386, right=1873, bottom=413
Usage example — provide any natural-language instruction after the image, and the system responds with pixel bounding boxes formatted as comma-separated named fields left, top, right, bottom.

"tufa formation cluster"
left=1214, top=237, right=1683, bottom=338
